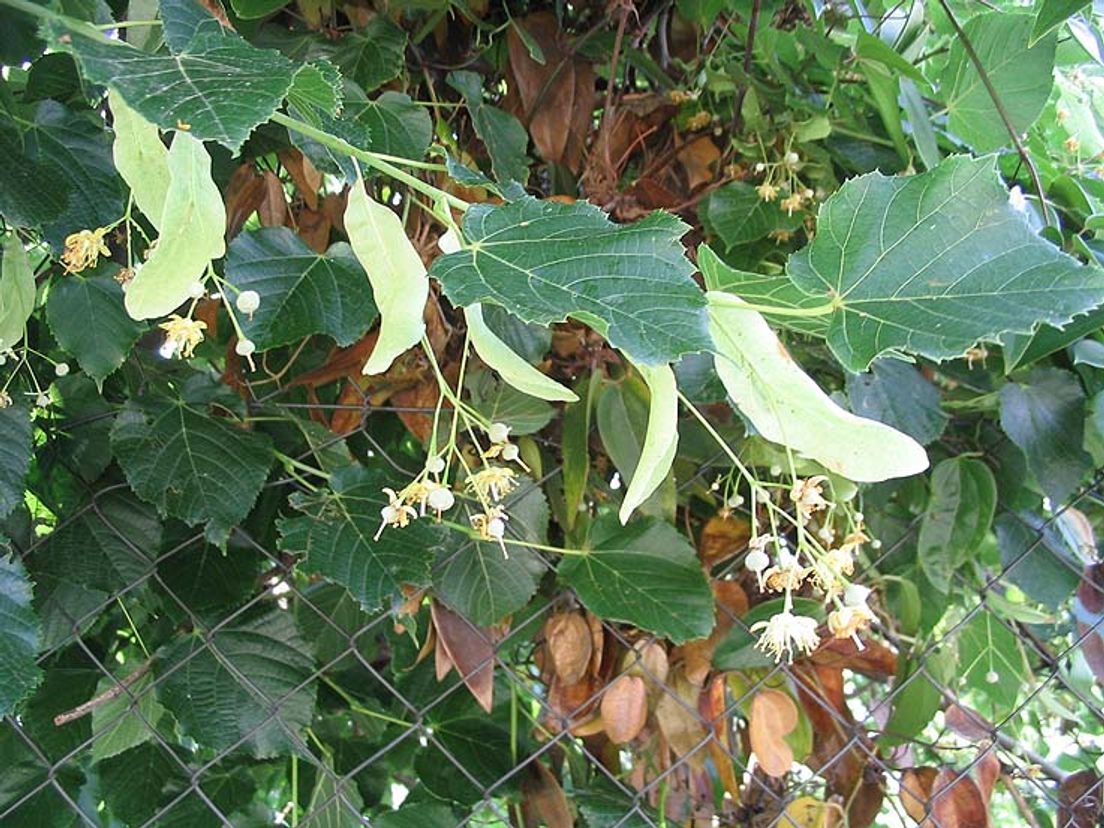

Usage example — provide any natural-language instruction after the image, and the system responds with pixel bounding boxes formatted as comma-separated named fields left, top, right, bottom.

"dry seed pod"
left=544, top=612, right=592, bottom=685
left=601, top=675, right=648, bottom=744
left=620, top=640, right=669, bottom=687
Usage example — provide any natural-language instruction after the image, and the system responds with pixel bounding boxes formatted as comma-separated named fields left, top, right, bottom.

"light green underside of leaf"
left=124, top=132, right=226, bottom=320
left=618, top=362, right=679, bottom=523
left=109, top=90, right=170, bottom=229
left=466, top=303, right=576, bottom=402
left=705, top=284, right=929, bottom=482
left=344, top=183, right=427, bottom=375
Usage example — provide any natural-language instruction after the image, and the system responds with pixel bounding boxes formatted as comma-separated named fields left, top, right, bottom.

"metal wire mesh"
left=3, top=395, right=1103, bottom=828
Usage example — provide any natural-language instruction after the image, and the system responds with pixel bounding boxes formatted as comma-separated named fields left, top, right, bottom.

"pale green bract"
left=0, top=235, right=35, bottom=351
left=124, top=133, right=225, bottom=321
left=345, top=181, right=427, bottom=375
left=704, top=290, right=929, bottom=483
left=466, top=303, right=577, bottom=402
left=618, top=362, right=679, bottom=524
left=109, top=90, right=170, bottom=229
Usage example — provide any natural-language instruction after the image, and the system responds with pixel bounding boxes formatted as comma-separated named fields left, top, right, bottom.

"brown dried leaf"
left=223, top=164, right=266, bottom=240
left=901, top=767, right=938, bottom=823
left=621, top=639, right=669, bottom=687
left=784, top=796, right=841, bottom=827
left=258, top=170, right=289, bottom=227
left=677, top=136, right=721, bottom=190
left=1059, top=769, right=1103, bottom=828
left=699, top=514, right=750, bottom=566
left=296, top=205, right=332, bottom=253
left=749, top=689, right=798, bottom=778
left=506, top=11, right=595, bottom=173
left=974, top=751, right=1000, bottom=806
left=929, top=769, right=987, bottom=828
left=945, top=704, right=991, bottom=742
left=654, top=666, right=707, bottom=766
left=586, top=611, right=605, bottom=678
left=430, top=600, right=495, bottom=713
left=278, top=148, right=322, bottom=210
left=545, top=612, right=593, bottom=686
left=547, top=675, right=599, bottom=732
left=601, top=675, right=648, bottom=744
left=811, top=637, right=897, bottom=677
left=329, top=381, right=366, bottom=435
left=391, top=375, right=442, bottom=443
left=520, top=761, right=573, bottom=828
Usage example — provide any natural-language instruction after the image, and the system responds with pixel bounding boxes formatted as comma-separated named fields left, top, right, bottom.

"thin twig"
left=937, top=0, right=1052, bottom=226
left=600, top=2, right=633, bottom=172
left=732, top=0, right=762, bottom=132
left=1001, top=772, right=1043, bottom=828
left=53, top=660, right=153, bottom=726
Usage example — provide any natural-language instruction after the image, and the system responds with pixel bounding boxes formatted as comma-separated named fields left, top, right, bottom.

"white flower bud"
left=853, top=511, right=864, bottom=522
left=871, top=539, right=882, bottom=549
left=769, top=464, right=782, bottom=476
left=726, top=494, right=744, bottom=508
left=501, top=443, right=520, bottom=462
left=745, top=548, right=769, bottom=573
left=54, top=362, right=70, bottom=377
left=235, top=290, right=261, bottom=315
left=784, top=151, right=800, bottom=166
left=487, top=422, right=510, bottom=444
left=381, top=505, right=398, bottom=522
left=844, top=583, right=871, bottom=607
left=425, top=456, right=446, bottom=474
left=36, top=393, right=50, bottom=408
left=754, top=162, right=766, bottom=172
left=235, top=338, right=256, bottom=357
left=486, top=517, right=506, bottom=539
left=188, top=281, right=206, bottom=299
left=427, top=487, right=455, bottom=512
left=985, top=670, right=1000, bottom=684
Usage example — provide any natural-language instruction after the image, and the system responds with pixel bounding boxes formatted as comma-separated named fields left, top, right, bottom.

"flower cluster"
left=159, top=314, right=208, bottom=359
left=737, top=475, right=878, bottom=661
left=62, top=227, right=111, bottom=274
left=375, top=471, right=456, bottom=540
left=752, top=150, right=817, bottom=216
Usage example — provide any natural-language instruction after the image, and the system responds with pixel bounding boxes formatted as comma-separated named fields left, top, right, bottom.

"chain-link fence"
left=3, top=393, right=1103, bottom=828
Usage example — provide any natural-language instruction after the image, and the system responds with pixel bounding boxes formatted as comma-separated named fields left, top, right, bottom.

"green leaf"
left=46, top=273, right=145, bottom=381
left=430, top=197, right=710, bottom=366
left=158, top=610, right=316, bottom=757
left=225, top=227, right=378, bottom=351
left=880, top=647, right=955, bottom=747
left=597, top=371, right=675, bottom=521
left=353, top=92, right=432, bottom=161
left=111, top=394, right=273, bottom=544
left=287, top=60, right=343, bottom=117
left=49, top=23, right=296, bottom=151
left=306, top=757, right=365, bottom=826
left=955, top=609, right=1028, bottom=718
left=109, top=90, right=170, bottom=229
left=331, top=17, right=408, bottom=93
left=0, top=553, right=42, bottom=717
left=432, top=484, right=548, bottom=625
left=90, top=667, right=165, bottom=763
left=700, top=181, right=802, bottom=249
left=447, top=70, right=530, bottom=185
left=466, top=304, right=576, bottom=402
left=703, top=277, right=929, bottom=483
left=917, top=458, right=997, bottom=593
left=994, top=513, right=1082, bottom=610
left=562, top=373, right=598, bottom=532
left=780, top=155, right=1104, bottom=371
left=999, top=367, right=1093, bottom=506
left=0, top=117, right=69, bottom=228
left=941, top=13, right=1056, bottom=152
left=99, top=742, right=183, bottom=825
left=0, top=235, right=35, bottom=351
left=846, top=359, right=947, bottom=446
left=559, top=517, right=714, bottom=644
left=1033, top=0, right=1089, bottom=42
left=230, top=0, right=290, bottom=20
left=345, top=182, right=427, bottom=375
left=0, top=406, right=32, bottom=521
left=26, top=101, right=123, bottom=245
left=466, top=370, right=555, bottom=436
left=618, top=363, right=678, bottom=524
left=124, top=132, right=226, bottom=320
left=278, top=465, right=448, bottom=612
left=479, top=304, right=551, bottom=363
left=374, top=803, right=459, bottom=828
